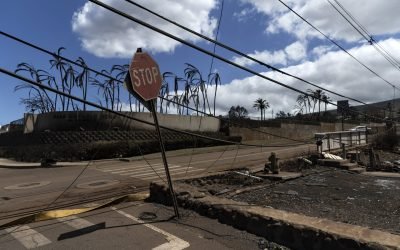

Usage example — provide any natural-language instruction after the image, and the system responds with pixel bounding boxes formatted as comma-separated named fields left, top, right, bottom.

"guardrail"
left=315, top=131, right=368, bottom=151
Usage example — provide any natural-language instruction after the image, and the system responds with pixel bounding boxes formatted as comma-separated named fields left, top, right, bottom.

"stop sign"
left=129, top=49, right=162, bottom=101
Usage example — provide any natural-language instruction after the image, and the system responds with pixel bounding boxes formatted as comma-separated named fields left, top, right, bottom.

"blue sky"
left=1, top=0, right=400, bottom=125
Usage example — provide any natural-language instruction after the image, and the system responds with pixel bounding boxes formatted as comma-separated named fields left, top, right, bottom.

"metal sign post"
left=126, top=48, right=180, bottom=218
left=148, top=99, right=180, bottom=218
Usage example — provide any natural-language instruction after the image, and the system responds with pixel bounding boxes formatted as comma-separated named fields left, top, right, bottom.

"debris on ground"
left=183, top=164, right=400, bottom=235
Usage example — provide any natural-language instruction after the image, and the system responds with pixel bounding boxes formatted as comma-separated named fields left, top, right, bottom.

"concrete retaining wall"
left=229, top=122, right=361, bottom=142
left=27, top=111, right=220, bottom=133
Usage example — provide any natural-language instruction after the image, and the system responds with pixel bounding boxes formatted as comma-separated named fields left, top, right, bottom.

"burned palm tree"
left=64, top=65, right=77, bottom=111
left=111, top=64, right=129, bottom=111
left=180, top=78, right=191, bottom=115
left=50, top=47, right=68, bottom=111
left=96, top=69, right=117, bottom=111
left=160, top=72, right=171, bottom=113
left=322, top=93, right=331, bottom=113
left=75, top=57, right=90, bottom=111
left=184, top=63, right=211, bottom=115
left=15, top=63, right=54, bottom=113
left=208, top=72, right=221, bottom=116
left=91, top=77, right=111, bottom=110
left=37, top=69, right=58, bottom=111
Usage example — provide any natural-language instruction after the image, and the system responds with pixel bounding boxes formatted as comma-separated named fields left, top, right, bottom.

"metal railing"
left=315, top=130, right=368, bottom=151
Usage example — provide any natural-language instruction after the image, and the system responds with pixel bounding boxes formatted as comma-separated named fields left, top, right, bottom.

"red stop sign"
left=129, top=50, right=162, bottom=101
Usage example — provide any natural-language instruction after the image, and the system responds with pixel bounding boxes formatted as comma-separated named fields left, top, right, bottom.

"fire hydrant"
left=268, top=152, right=280, bottom=174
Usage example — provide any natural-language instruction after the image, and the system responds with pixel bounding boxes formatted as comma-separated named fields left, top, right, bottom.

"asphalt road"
left=0, top=201, right=269, bottom=250
left=0, top=144, right=313, bottom=222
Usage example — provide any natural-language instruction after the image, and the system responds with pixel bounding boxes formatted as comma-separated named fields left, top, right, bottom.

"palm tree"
left=162, top=73, right=182, bottom=115
left=15, top=63, right=54, bottom=113
left=111, top=64, right=129, bottom=111
left=37, top=69, right=57, bottom=111
left=91, top=77, right=111, bottom=109
left=64, top=65, right=77, bottom=111
left=75, top=57, right=90, bottom=111
left=160, top=73, right=171, bottom=113
left=296, top=94, right=305, bottom=114
left=322, top=94, right=331, bottom=113
left=306, top=89, right=317, bottom=116
left=253, top=98, right=269, bottom=120
left=208, top=72, right=221, bottom=116
left=184, top=63, right=211, bottom=115
left=50, top=47, right=68, bottom=111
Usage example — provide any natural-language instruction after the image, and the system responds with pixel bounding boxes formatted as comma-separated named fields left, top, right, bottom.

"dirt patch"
left=181, top=166, right=400, bottom=235
left=183, top=169, right=271, bottom=196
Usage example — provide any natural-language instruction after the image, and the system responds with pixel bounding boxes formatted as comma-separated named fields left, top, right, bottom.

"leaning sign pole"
left=126, top=48, right=180, bottom=218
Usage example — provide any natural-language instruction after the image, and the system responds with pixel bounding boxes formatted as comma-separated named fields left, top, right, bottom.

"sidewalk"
left=0, top=158, right=90, bottom=169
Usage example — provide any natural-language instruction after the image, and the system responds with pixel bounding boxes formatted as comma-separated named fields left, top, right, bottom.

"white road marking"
left=98, top=145, right=309, bottom=173
left=140, top=168, right=203, bottom=180
left=114, top=165, right=183, bottom=174
left=98, top=146, right=311, bottom=180
left=6, top=225, right=51, bottom=249
left=111, top=207, right=189, bottom=250
left=98, top=161, right=204, bottom=181
left=104, top=151, right=267, bottom=173
left=57, top=215, right=94, bottom=229
left=122, top=166, right=194, bottom=177
left=102, top=163, right=163, bottom=172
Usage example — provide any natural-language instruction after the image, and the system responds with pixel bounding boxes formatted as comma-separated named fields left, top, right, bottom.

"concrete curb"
left=0, top=162, right=90, bottom=169
left=149, top=182, right=400, bottom=250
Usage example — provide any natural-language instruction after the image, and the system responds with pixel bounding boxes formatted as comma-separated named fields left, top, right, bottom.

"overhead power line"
left=331, top=0, right=400, bottom=68
left=0, top=66, right=311, bottom=147
left=0, top=31, right=315, bottom=144
left=87, top=0, right=394, bottom=122
left=123, top=0, right=393, bottom=114
left=277, top=0, right=400, bottom=91
left=208, top=0, right=224, bottom=76
left=0, top=28, right=391, bottom=129
left=326, top=0, right=400, bottom=72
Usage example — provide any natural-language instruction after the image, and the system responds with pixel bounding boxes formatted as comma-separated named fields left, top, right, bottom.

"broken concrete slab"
left=256, top=171, right=302, bottom=181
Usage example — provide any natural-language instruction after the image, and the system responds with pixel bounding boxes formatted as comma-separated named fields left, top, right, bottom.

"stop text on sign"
left=128, top=49, right=162, bottom=101
left=131, top=67, right=159, bottom=87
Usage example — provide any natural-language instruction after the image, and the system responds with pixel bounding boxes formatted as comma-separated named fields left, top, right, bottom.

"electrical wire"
left=1, top=23, right=393, bottom=126
left=277, top=0, right=400, bottom=91
left=87, top=0, right=395, bottom=124
left=208, top=0, right=224, bottom=76
left=122, top=0, right=393, bottom=114
left=0, top=30, right=316, bottom=145
left=326, top=0, right=400, bottom=72
left=0, top=67, right=311, bottom=148
left=331, top=0, right=400, bottom=68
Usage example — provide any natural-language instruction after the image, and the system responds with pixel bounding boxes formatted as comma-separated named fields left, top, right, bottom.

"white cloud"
left=311, top=45, right=334, bottom=58
left=240, top=0, right=400, bottom=42
left=233, top=8, right=256, bottom=22
left=72, top=0, right=217, bottom=57
left=284, top=41, right=306, bottom=61
left=232, top=41, right=306, bottom=67
left=213, top=38, right=400, bottom=118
